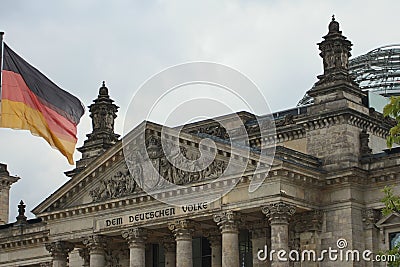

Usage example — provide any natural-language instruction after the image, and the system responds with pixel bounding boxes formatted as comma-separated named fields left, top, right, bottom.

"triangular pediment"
left=376, top=212, right=400, bottom=229
left=33, top=120, right=270, bottom=215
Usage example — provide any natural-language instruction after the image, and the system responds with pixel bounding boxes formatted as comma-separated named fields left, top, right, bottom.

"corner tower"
left=0, top=163, right=19, bottom=224
left=66, top=82, right=120, bottom=177
left=307, top=15, right=367, bottom=110
left=305, top=17, right=370, bottom=171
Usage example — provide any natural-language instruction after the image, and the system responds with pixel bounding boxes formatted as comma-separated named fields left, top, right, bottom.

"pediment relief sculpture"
left=89, top=166, right=136, bottom=202
left=90, top=135, right=228, bottom=202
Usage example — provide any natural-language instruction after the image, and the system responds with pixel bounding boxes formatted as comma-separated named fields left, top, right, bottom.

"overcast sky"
left=1, top=0, right=399, bottom=220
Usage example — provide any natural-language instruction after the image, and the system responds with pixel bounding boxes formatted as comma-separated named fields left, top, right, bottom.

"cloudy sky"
left=1, top=0, right=399, bottom=220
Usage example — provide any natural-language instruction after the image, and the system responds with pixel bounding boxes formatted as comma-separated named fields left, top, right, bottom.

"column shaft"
left=129, top=244, right=146, bottom=267
left=262, top=202, right=296, bottom=267
left=169, top=220, right=194, bottom=267
left=83, top=235, right=107, bottom=267
left=89, top=251, right=106, bottom=267
left=214, top=211, right=241, bottom=267
left=122, top=227, right=147, bottom=267
left=176, top=236, right=192, bottom=267
left=222, top=231, right=239, bottom=267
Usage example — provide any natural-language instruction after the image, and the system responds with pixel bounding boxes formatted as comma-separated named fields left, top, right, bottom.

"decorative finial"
left=18, top=200, right=25, bottom=216
left=16, top=200, right=27, bottom=224
left=328, top=15, right=340, bottom=33
left=99, top=80, right=109, bottom=96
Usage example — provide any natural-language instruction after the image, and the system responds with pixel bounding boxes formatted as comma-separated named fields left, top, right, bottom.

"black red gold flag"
left=0, top=43, right=84, bottom=164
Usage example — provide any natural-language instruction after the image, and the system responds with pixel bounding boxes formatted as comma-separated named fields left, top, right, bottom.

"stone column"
left=78, top=248, right=90, bottom=267
left=213, top=210, right=241, bottom=267
left=207, top=231, right=222, bottom=267
left=250, top=225, right=268, bottom=267
left=262, top=202, right=296, bottom=267
left=45, top=241, right=74, bottom=267
left=83, top=235, right=107, bottom=267
left=122, top=227, right=148, bottom=267
left=168, top=219, right=194, bottom=267
left=162, top=236, right=176, bottom=267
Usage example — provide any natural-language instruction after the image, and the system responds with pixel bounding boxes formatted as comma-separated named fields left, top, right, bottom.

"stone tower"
left=66, top=82, right=120, bottom=177
left=305, top=16, right=370, bottom=171
left=308, top=15, right=367, bottom=109
left=0, top=163, right=19, bottom=224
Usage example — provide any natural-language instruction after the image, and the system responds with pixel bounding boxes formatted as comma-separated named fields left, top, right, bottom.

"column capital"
left=168, top=219, right=194, bottom=241
left=161, top=236, right=176, bottom=253
left=262, top=202, right=296, bottom=224
left=78, top=248, right=90, bottom=267
left=45, top=241, right=74, bottom=261
left=122, top=227, right=148, bottom=249
left=83, top=234, right=107, bottom=253
left=213, top=210, right=242, bottom=233
left=206, top=229, right=222, bottom=247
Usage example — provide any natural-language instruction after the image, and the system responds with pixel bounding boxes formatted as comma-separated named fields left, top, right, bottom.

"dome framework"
left=298, top=44, right=400, bottom=106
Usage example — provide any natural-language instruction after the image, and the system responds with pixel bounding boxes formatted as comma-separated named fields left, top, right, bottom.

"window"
left=193, top=237, right=211, bottom=267
left=239, top=229, right=253, bottom=267
left=389, top=232, right=400, bottom=249
left=153, top=244, right=165, bottom=267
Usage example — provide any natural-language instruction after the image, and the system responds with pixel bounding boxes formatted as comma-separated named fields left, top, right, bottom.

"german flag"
left=1, top=43, right=84, bottom=164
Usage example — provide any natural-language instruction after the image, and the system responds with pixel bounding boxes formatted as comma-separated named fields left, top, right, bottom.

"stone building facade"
left=1, top=18, right=400, bottom=267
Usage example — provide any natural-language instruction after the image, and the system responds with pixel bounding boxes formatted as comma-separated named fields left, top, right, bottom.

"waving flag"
left=0, top=42, right=84, bottom=164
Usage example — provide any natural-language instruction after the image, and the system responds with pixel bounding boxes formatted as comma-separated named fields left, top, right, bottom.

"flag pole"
left=0, top=31, right=4, bottom=120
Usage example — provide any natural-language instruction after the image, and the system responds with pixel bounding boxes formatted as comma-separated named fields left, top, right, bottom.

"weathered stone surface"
left=2, top=17, right=400, bottom=267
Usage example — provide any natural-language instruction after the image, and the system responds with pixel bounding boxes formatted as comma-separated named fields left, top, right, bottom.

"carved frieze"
left=90, top=135, right=230, bottom=202
left=126, top=136, right=227, bottom=189
left=189, top=124, right=229, bottom=139
left=275, top=114, right=295, bottom=127
left=90, top=166, right=136, bottom=202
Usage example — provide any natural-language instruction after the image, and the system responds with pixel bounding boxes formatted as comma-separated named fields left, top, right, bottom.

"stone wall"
left=306, top=123, right=361, bottom=171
